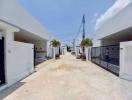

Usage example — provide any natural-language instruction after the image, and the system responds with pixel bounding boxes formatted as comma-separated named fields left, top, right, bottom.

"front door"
left=0, top=37, right=5, bottom=85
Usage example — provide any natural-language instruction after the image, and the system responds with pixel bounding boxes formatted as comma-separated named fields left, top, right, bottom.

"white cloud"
left=95, top=0, right=132, bottom=30
left=91, top=12, right=99, bottom=23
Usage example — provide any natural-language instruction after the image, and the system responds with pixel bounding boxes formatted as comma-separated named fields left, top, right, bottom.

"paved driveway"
left=0, top=53, right=132, bottom=100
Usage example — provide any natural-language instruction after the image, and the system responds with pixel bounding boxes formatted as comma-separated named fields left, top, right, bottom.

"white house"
left=0, top=0, right=51, bottom=91
left=93, top=2, right=132, bottom=81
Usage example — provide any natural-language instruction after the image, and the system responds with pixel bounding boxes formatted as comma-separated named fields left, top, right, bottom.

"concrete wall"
left=120, top=41, right=132, bottom=81
left=0, top=32, right=34, bottom=91
left=9, top=41, right=34, bottom=84
left=0, top=25, right=34, bottom=91
left=94, top=3, right=132, bottom=45
left=14, top=30, right=48, bottom=59
left=47, top=46, right=60, bottom=58
left=0, top=0, right=50, bottom=40
left=0, top=0, right=51, bottom=88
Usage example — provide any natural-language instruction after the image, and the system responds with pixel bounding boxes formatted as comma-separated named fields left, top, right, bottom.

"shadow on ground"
left=0, top=82, right=25, bottom=100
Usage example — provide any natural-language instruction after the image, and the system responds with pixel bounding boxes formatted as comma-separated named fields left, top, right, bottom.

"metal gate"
left=91, top=45, right=119, bottom=76
left=0, top=37, right=5, bottom=85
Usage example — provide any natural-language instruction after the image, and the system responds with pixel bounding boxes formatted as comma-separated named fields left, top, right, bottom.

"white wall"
left=5, top=41, right=34, bottom=88
left=94, top=3, right=132, bottom=44
left=0, top=0, right=50, bottom=40
left=0, top=9, right=48, bottom=90
left=47, top=46, right=60, bottom=58
left=12, top=41, right=34, bottom=81
left=0, top=29, right=34, bottom=91
left=120, top=41, right=132, bottom=81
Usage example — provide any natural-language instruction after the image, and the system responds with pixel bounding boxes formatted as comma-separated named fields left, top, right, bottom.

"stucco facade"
left=93, top=2, right=132, bottom=81
left=94, top=2, right=132, bottom=46
left=0, top=0, right=50, bottom=40
left=0, top=0, right=51, bottom=91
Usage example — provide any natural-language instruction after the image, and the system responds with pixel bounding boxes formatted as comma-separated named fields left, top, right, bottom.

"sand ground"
left=0, top=53, right=132, bottom=100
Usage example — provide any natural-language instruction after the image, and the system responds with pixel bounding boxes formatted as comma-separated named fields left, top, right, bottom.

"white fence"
left=120, top=41, right=132, bottom=81
left=13, top=41, right=34, bottom=79
left=8, top=41, right=34, bottom=86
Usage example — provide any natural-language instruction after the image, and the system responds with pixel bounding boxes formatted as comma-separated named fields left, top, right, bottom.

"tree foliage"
left=80, top=38, right=93, bottom=47
left=50, top=39, right=61, bottom=47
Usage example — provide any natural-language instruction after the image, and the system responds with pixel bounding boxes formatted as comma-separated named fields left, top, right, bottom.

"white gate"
left=120, top=41, right=132, bottom=81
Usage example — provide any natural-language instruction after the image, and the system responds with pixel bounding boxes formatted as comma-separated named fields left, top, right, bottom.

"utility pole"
left=82, top=14, right=85, bottom=55
left=73, top=14, right=86, bottom=54
left=82, top=14, right=85, bottom=40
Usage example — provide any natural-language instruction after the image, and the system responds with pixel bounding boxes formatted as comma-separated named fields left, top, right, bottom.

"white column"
left=3, top=29, right=15, bottom=84
left=120, top=41, right=132, bottom=81
left=85, top=47, right=88, bottom=61
left=62, top=47, right=64, bottom=55
left=47, top=41, right=50, bottom=57
left=88, top=47, right=92, bottom=61
left=76, top=47, right=79, bottom=56
left=53, top=47, right=56, bottom=59
left=0, top=21, right=19, bottom=90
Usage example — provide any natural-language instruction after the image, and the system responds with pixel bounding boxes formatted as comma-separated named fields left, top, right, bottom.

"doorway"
left=0, top=37, right=5, bottom=86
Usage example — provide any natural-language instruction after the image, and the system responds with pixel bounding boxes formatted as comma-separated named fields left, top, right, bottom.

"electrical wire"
left=60, top=17, right=83, bottom=45
left=74, top=21, right=83, bottom=40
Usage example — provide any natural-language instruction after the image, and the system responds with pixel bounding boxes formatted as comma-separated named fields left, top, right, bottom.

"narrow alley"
left=0, top=53, right=132, bottom=100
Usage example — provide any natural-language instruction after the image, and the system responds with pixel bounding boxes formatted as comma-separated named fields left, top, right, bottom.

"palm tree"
left=84, top=38, right=93, bottom=47
left=80, top=38, right=93, bottom=60
left=80, top=39, right=86, bottom=48
left=50, top=39, right=61, bottom=59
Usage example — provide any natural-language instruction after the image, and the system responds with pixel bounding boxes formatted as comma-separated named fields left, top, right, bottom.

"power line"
left=61, top=15, right=86, bottom=50
left=72, top=15, right=86, bottom=52
left=74, top=20, right=83, bottom=40
left=61, top=39, right=73, bottom=42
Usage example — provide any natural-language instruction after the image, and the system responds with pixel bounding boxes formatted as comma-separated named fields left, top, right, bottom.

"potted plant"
left=50, top=39, right=61, bottom=59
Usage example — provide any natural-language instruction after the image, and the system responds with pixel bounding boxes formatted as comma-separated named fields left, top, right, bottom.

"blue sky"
left=18, top=0, right=116, bottom=44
